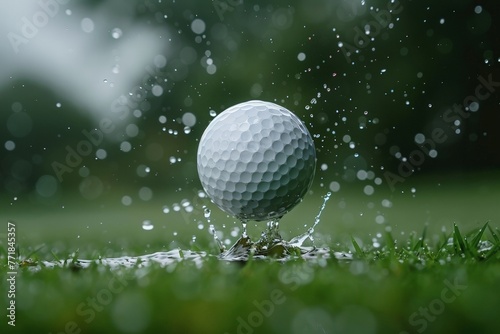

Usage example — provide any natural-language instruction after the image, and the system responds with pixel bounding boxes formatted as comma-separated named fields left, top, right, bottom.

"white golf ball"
left=197, top=100, right=316, bottom=221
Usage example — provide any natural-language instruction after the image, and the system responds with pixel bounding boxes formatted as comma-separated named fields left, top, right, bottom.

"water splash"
left=215, top=192, right=351, bottom=261
left=205, top=205, right=226, bottom=253
left=38, top=250, right=207, bottom=270
left=241, top=220, right=248, bottom=238
left=32, top=193, right=350, bottom=271
left=288, top=191, right=331, bottom=248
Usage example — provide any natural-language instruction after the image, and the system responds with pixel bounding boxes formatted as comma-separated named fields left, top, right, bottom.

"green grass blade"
left=50, top=250, right=61, bottom=262
left=413, top=226, right=427, bottom=251
left=483, top=244, right=500, bottom=261
left=469, top=222, right=489, bottom=249
left=466, top=222, right=490, bottom=260
left=71, top=249, right=80, bottom=263
left=351, top=236, right=364, bottom=257
left=385, top=231, right=395, bottom=248
left=487, top=224, right=499, bottom=243
left=453, top=224, right=468, bottom=255
left=435, top=238, right=448, bottom=257
left=385, top=231, right=396, bottom=257
left=24, top=244, right=46, bottom=260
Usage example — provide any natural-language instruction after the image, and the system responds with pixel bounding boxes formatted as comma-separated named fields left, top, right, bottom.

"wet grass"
left=1, top=173, right=500, bottom=333
left=1, top=223, right=499, bottom=334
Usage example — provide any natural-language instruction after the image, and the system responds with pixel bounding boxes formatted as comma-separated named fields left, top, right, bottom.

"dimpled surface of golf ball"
left=197, top=100, right=316, bottom=221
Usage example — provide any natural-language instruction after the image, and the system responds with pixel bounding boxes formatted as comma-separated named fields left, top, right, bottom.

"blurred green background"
left=0, top=0, right=499, bottom=251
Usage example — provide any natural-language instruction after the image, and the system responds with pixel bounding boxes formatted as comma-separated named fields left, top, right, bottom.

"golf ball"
left=197, top=100, right=316, bottom=221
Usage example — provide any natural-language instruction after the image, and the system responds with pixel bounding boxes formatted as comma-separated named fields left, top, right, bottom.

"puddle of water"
left=39, top=249, right=208, bottom=270
left=32, top=192, right=351, bottom=271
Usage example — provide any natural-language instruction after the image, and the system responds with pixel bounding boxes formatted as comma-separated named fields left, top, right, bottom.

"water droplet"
left=203, top=206, right=211, bottom=219
left=364, top=185, right=374, bottom=196
left=382, top=199, right=393, bottom=208
left=191, top=18, right=206, bottom=34
left=415, top=133, right=425, bottom=144
left=111, top=28, right=122, bottom=39
left=428, top=149, right=438, bottom=158
left=121, top=196, right=132, bottom=206
left=241, top=221, right=248, bottom=238
left=120, top=141, right=132, bottom=152
left=375, top=215, right=385, bottom=224
left=4, top=140, right=15, bottom=151
left=138, top=187, right=153, bottom=201
left=329, top=181, right=340, bottom=192
left=142, top=220, right=154, bottom=231
left=230, top=227, right=240, bottom=238
left=81, top=18, right=94, bottom=33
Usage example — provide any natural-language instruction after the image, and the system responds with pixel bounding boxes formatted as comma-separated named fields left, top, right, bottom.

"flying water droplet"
left=111, top=28, right=122, bottom=39
left=203, top=205, right=226, bottom=252
left=241, top=220, right=248, bottom=238
left=142, top=220, right=154, bottom=231
left=203, top=206, right=211, bottom=220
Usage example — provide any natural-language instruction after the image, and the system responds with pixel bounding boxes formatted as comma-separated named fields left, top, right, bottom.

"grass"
left=1, top=173, right=500, bottom=333
left=1, top=222, right=499, bottom=334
